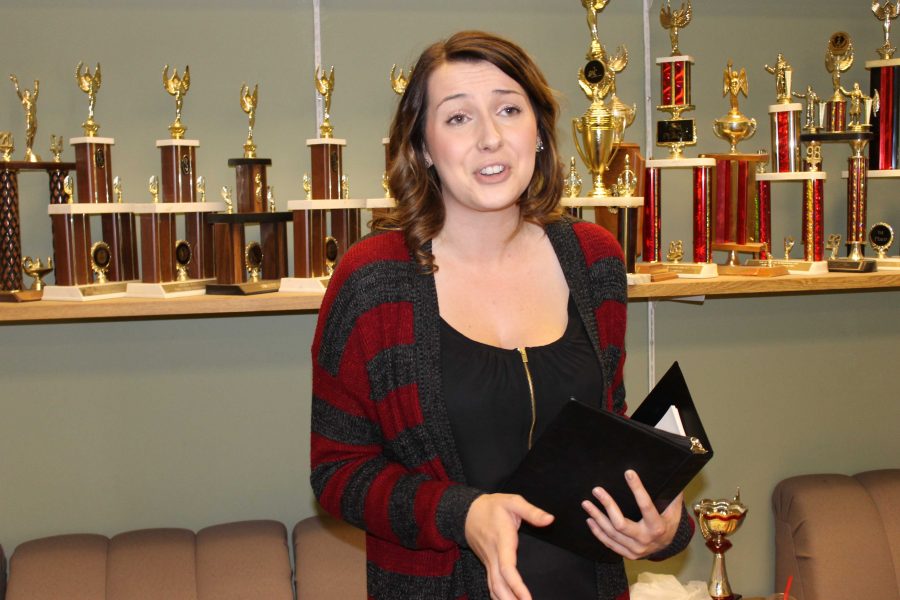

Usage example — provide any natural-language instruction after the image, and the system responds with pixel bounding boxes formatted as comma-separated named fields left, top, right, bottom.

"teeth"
left=480, top=165, right=505, bottom=175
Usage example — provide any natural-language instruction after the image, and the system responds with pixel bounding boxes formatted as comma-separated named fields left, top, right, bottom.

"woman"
left=310, top=31, right=694, bottom=600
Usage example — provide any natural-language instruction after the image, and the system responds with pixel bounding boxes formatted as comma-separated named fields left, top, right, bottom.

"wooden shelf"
left=2, top=271, right=900, bottom=323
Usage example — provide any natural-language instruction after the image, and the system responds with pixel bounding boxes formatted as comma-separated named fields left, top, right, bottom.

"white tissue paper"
left=629, top=572, right=712, bottom=600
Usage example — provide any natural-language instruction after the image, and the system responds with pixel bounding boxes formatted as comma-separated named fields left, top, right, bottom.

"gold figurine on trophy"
left=50, top=134, right=63, bottom=162
left=841, top=82, right=880, bottom=131
left=22, top=256, right=54, bottom=291
left=713, top=60, right=757, bottom=153
left=390, top=65, right=412, bottom=96
left=659, top=0, right=691, bottom=56
left=163, top=65, right=191, bottom=139
left=826, top=32, right=854, bottom=103
left=582, top=0, right=611, bottom=53
left=763, top=54, right=793, bottom=104
left=240, top=82, right=259, bottom=158
left=315, top=65, right=336, bottom=138
left=873, top=1, right=899, bottom=59
left=0, top=132, right=13, bottom=161
left=75, top=62, right=102, bottom=136
left=9, top=74, right=40, bottom=162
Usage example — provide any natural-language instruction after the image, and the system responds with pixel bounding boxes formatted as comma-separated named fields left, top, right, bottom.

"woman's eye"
left=446, top=113, right=468, bottom=125
left=500, top=105, right=522, bottom=116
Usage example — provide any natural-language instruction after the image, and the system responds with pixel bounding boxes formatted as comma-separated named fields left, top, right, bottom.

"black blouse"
left=440, top=296, right=606, bottom=599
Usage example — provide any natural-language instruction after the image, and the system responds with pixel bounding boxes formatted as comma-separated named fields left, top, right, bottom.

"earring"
left=423, top=151, right=433, bottom=168
left=536, top=137, right=545, bottom=153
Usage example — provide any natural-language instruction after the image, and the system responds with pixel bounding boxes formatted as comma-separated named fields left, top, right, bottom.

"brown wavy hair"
left=374, top=30, right=565, bottom=272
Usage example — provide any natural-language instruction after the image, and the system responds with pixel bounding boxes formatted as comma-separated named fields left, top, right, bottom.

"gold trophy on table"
left=713, top=61, right=757, bottom=153
left=694, top=490, right=748, bottom=600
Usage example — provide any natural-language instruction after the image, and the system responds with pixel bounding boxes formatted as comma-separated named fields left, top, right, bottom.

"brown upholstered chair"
left=293, top=514, right=365, bottom=598
left=5, top=520, right=293, bottom=600
left=772, top=469, right=900, bottom=600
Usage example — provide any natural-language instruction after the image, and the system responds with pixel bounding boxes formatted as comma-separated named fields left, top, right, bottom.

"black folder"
left=501, top=362, right=713, bottom=562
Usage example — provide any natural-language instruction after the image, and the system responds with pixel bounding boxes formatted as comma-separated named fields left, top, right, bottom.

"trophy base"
left=41, top=281, right=130, bottom=302
left=278, top=276, right=330, bottom=292
left=626, top=273, right=651, bottom=285
left=874, top=256, right=900, bottom=270
left=745, top=259, right=829, bottom=275
left=126, top=278, right=216, bottom=299
left=827, top=258, right=878, bottom=273
left=0, top=289, right=43, bottom=302
left=717, top=264, right=789, bottom=277
left=660, top=262, right=718, bottom=278
left=634, top=263, right=680, bottom=282
left=205, top=279, right=281, bottom=295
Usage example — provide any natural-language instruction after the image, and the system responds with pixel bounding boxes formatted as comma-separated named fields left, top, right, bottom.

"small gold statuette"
left=382, top=172, right=391, bottom=199
left=22, top=256, right=53, bottom=291
left=245, top=241, right=263, bottom=282
left=90, top=241, right=112, bottom=284
left=174, top=240, right=192, bottom=281
left=240, top=82, right=258, bottom=158
left=390, top=64, right=412, bottom=96
left=315, top=65, right=335, bottom=138
left=341, top=174, right=350, bottom=200
left=873, top=1, right=899, bottom=59
left=196, top=175, right=206, bottom=202
left=0, top=132, right=14, bottom=161
left=826, top=233, right=842, bottom=260
left=563, top=157, right=583, bottom=198
left=113, top=176, right=124, bottom=203
left=713, top=60, right=757, bottom=153
left=793, top=85, right=821, bottom=132
left=267, top=186, right=275, bottom=213
left=582, top=0, right=611, bottom=54
left=302, top=174, right=312, bottom=200
left=163, top=64, right=191, bottom=139
left=841, top=82, right=880, bottom=131
left=63, top=175, right=74, bottom=203
left=9, top=74, right=40, bottom=162
left=148, top=175, right=160, bottom=203
left=659, top=0, right=692, bottom=56
left=666, top=240, right=684, bottom=263
left=805, top=141, right=823, bottom=171
left=783, top=236, right=795, bottom=260
left=50, top=134, right=63, bottom=162
left=763, top=53, right=793, bottom=104
left=826, top=32, right=854, bottom=102
left=75, top=61, right=102, bottom=136
left=694, top=490, right=748, bottom=600
left=615, top=154, right=637, bottom=197
left=221, top=186, right=233, bottom=214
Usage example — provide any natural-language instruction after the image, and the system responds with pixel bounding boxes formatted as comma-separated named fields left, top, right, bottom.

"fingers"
left=512, top=497, right=555, bottom=528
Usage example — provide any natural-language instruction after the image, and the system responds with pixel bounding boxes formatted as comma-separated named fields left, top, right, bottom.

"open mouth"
left=479, top=165, right=506, bottom=176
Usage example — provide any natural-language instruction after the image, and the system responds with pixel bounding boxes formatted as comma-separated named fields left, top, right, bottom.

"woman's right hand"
left=464, top=493, right=554, bottom=600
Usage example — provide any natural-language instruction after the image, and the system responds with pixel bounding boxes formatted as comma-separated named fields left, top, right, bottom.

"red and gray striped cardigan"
left=310, top=218, right=694, bottom=600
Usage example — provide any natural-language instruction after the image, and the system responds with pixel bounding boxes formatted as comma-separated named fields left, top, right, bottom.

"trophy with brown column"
left=366, top=65, right=408, bottom=220
left=281, top=66, right=365, bottom=292
left=561, top=0, right=645, bottom=279
left=207, top=81, right=289, bottom=295
left=42, top=63, right=138, bottom=301
left=127, top=65, right=222, bottom=298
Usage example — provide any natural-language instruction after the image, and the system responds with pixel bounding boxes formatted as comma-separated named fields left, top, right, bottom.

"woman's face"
left=423, top=60, right=538, bottom=219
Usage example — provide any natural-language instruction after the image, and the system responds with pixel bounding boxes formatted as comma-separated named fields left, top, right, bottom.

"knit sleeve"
left=309, top=242, right=483, bottom=552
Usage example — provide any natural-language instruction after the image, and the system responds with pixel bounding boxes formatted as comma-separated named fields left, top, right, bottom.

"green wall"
left=1, top=1, right=898, bottom=597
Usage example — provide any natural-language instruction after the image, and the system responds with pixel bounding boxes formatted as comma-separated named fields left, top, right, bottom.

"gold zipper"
left=517, top=347, right=537, bottom=449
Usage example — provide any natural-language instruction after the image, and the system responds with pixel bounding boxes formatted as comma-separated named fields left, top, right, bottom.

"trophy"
left=764, top=54, right=802, bottom=173
left=207, top=83, right=288, bottom=295
left=824, top=32, right=854, bottom=133
left=563, top=157, right=583, bottom=198
left=283, top=67, right=365, bottom=292
left=90, top=241, right=112, bottom=284
left=656, top=0, right=697, bottom=159
left=870, top=3, right=900, bottom=169
left=694, top=490, right=748, bottom=600
left=75, top=62, right=101, bottom=137
left=9, top=75, right=40, bottom=162
left=869, top=222, right=900, bottom=268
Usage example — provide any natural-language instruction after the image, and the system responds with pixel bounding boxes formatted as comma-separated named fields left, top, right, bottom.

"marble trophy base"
left=278, top=275, right=330, bottom=293
left=635, top=261, right=717, bottom=279
left=126, top=277, right=216, bottom=299
left=717, top=264, right=788, bottom=277
left=874, top=256, right=900, bottom=270
left=827, top=257, right=877, bottom=273
left=206, top=279, right=281, bottom=295
left=41, top=280, right=131, bottom=302
left=631, top=262, right=678, bottom=282
left=0, top=290, right=43, bottom=302
left=745, top=258, right=828, bottom=275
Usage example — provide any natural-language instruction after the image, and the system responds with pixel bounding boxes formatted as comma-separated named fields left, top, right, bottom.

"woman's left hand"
left=581, top=469, right=683, bottom=560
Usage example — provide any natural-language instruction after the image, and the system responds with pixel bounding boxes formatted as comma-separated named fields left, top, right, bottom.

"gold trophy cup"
left=573, top=93, right=624, bottom=197
left=694, top=490, right=748, bottom=600
left=714, top=61, right=757, bottom=153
